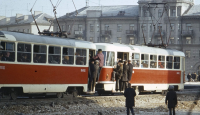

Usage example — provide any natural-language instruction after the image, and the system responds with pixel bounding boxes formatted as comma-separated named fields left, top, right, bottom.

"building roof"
left=0, top=13, right=54, bottom=26
left=184, top=5, right=200, bottom=16
left=59, top=5, right=139, bottom=18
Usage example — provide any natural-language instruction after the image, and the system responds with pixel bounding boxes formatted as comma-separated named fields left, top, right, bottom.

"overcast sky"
left=0, top=0, right=199, bottom=17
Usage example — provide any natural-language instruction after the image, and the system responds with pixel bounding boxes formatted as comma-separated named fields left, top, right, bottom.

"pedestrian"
left=124, top=83, right=136, bottom=115
left=121, top=61, right=128, bottom=91
left=187, top=73, right=191, bottom=82
left=165, top=85, right=177, bottom=115
left=127, top=60, right=133, bottom=83
left=93, top=49, right=104, bottom=82
left=115, top=60, right=123, bottom=91
left=194, top=72, right=198, bottom=81
left=89, top=59, right=95, bottom=92
left=191, top=72, right=195, bottom=82
left=91, top=60, right=99, bottom=92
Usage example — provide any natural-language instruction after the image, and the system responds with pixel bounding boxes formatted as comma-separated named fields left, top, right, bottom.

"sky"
left=0, top=0, right=200, bottom=17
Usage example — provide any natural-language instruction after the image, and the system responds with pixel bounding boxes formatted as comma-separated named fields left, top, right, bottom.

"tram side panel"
left=0, top=63, right=88, bottom=93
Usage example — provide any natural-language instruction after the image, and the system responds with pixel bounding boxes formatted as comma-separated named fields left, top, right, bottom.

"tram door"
left=117, top=52, right=129, bottom=61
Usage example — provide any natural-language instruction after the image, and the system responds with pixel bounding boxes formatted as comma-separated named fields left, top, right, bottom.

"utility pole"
left=86, top=0, right=88, bottom=7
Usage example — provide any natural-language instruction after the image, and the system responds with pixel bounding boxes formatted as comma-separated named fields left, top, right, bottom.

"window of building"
left=178, top=24, right=180, bottom=31
left=141, top=24, right=146, bottom=31
left=130, top=37, right=134, bottom=45
left=67, top=25, right=71, bottom=32
left=33, top=45, right=46, bottom=63
left=117, top=24, right=122, bottom=32
left=117, top=37, right=122, bottom=43
left=104, top=37, right=109, bottom=43
left=172, top=10, right=176, bottom=17
left=157, top=23, right=162, bottom=31
left=97, top=25, right=99, bottom=32
left=63, top=47, right=74, bottom=65
left=105, top=24, right=109, bottom=30
left=48, top=46, right=60, bottom=64
left=177, top=38, right=180, bottom=44
left=170, top=37, right=174, bottom=44
left=62, top=25, right=65, bottom=31
left=75, top=49, right=86, bottom=65
left=157, top=37, right=162, bottom=44
left=158, top=9, right=162, bottom=17
left=158, top=55, right=165, bottom=69
left=78, top=25, right=83, bottom=31
left=171, top=24, right=174, bottom=30
left=174, top=57, right=180, bottom=69
left=132, top=53, right=140, bottom=67
left=17, top=43, right=31, bottom=62
left=90, top=37, right=93, bottom=42
left=90, top=24, right=94, bottom=32
left=186, top=24, right=192, bottom=31
left=57, top=26, right=59, bottom=32
left=185, top=50, right=190, bottom=58
left=141, top=54, right=149, bottom=68
left=186, top=37, right=191, bottom=44
left=144, top=10, right=148, bottom=17
left=166, top=56, right=173, bottom=69
left=150, top=55, right=157, bottom=68
left=0, top=42, right=15, bottom=62
left=130, top=24, right=134, bottom=30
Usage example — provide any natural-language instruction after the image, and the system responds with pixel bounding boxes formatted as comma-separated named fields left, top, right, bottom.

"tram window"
left=0, top=42, right=15, bottom=62
left=132, top=53, right=140, bottom=67
left=75, top=49, right=86, bottom=65
left=49, top=46, right=61, bottom=64
left=17, top=43, right=31, bottom=62
left=141, top=54, right=149, bottom=68
left=158, top=55, right=165, bottom=69
left=150, top=55, right=157, bottom=68
left=174, top=57, right=180, bottom=69
left=106, top=52, right=115, bottom=66
left=33, top=45, right=46, bottom=63
left=166, top=56, right=173, bottom=69
left=63, top=47, right=74, bottom=65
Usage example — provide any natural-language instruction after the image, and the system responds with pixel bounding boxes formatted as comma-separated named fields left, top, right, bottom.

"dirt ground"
left=0, top=92, right=200, bottom=115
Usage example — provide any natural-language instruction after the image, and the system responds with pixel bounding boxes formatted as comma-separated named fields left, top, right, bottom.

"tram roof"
left=0, top=31, right=96, bottom=49
left=95, top=43, right=185, bottom=57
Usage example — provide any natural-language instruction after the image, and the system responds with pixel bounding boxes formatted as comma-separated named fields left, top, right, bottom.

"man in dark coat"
left=124, top=83, right=136, bottom=115
left=165, top=85, right=177, bottom=115
left=89, top=60, right=95, bottom=91
left=127, top=60, right=133, bottom=83
left=91, top=60, right=99, bottom=92
left=187, top=73, right=191, bottom=82
left=121, top=61, right=128, bottom=91
left=115, top=60, right=123, bottom=91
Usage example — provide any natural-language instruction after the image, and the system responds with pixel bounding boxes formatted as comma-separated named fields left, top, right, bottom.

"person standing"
left=187, top=73, right=191, bottom=82
left=165, top=85, right=177, bottom=115
left=91, top=60, right=99, bottom=92
left=121, top=61, right=128, bottom=91
left=115, top=60, right=123, bottom=91
left=124, top=83, right=136, bottom=115
left=127, top=60, right=133, bottom=83
left=93, top=49, right=104, bottom=82
left=89, top=60, right=95, bottom=91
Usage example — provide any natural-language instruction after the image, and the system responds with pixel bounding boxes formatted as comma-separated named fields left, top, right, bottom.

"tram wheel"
left=56, top=93, right=63, bottom=98
left=10, top=91, right=17, bottom=100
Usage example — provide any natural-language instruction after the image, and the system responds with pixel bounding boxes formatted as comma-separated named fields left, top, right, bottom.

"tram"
left=95, top=43, right=185, bottom=95
left=0, top=31, right=96, bottom=100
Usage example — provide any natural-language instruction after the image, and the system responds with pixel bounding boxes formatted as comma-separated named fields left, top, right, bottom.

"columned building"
left=55, top=0, right=200, bottom=75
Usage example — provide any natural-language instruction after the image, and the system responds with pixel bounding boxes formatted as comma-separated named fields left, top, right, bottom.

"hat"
left=98, top=49, right=102, bottom=51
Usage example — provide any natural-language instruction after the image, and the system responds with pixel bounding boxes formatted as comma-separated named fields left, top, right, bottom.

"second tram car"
left=95, top=43, right=185, bottom=95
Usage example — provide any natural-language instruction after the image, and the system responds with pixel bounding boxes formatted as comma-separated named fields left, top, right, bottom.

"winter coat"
left=122, top=64, right=128, bottom=81
left=92, top=64, right=99, bottom=79
left=165, top=90, right=177, bottom=108
left=127, top=63, right=133, bottom=81
left=89, top=63, right=95, bottom=78
left=124, top=88, right=136, bottom=107
left=187, top=74, right=191, bottom=80
left=115, top=65, right=123, bottom=79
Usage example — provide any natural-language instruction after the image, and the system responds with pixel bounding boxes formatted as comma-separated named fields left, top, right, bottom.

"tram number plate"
left=0, top=66, right=5, bottom=70
left=81, top=69, right=86, bottom=72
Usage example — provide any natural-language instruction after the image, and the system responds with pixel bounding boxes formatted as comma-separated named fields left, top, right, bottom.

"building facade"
left=55, top=0, right=200, bottom=75
left=0, top=11, right=54, bottom=35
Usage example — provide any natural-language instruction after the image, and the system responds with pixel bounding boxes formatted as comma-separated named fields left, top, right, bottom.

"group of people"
left=115, top=59, right=133, bottom=92
left=187, top=72, right=200, bottom=82
left=88, top=49, right=104, bottom=92
left=124, top=85, right=177, bottom=115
